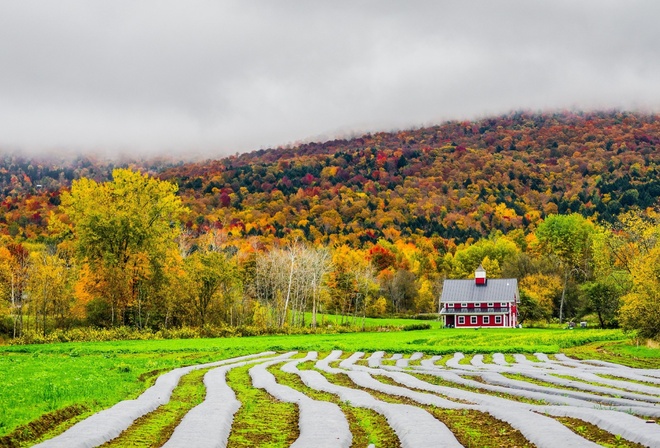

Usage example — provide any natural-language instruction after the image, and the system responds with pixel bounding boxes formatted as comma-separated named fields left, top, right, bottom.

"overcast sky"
left=1, top=1, right=659, bottom=158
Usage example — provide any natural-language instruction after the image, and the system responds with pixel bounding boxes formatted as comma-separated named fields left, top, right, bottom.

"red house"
left=439, top=265, right=519, bottom=328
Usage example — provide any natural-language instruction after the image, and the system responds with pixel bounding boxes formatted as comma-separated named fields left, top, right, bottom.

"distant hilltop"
left=160, top=110, right=660, bottom=244
left=0, top=110, right=659, bottom=244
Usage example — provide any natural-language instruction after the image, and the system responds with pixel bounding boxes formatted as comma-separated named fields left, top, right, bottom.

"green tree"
left=535, top=214, right=594, bottom=322
left=449, top=236, right=519, bottom=278
left=580, top=278, right=625, bottom=329
left=517, top=290, right=547, bottom=324
left=55, top=169, right=186, bottom=326
left=184, top=251, right=239, bottom=327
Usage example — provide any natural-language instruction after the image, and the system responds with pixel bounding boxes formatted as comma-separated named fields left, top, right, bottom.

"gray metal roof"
left=440, top=278, right=519, bottom=303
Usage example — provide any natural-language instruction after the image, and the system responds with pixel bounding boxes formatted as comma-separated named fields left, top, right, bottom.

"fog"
left=1, top=1, right=659, bottom=157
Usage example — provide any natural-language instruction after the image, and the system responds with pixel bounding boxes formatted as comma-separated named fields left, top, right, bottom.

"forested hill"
left=160, top=110, right=660, bottom=245
left=0, top=110, right=659, bottom=244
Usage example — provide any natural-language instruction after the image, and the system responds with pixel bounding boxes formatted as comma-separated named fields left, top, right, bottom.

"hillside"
left=0, top=110, right=658, bottom=245
left=161, top=110, right=660, bottom=245
left=1, top=110, right=659, bottom=339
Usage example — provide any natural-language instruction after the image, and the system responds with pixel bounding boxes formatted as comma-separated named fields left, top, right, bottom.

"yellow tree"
left=605, top=208, right=660, bottom=273
left=519, top=273, right=561, bottom=321
left=415, top=278, right=436, bottom=314
left=184, top=250, right=239, bottom=327
left=0, top=243, right=31, bottom=337
left=27, top=249, right=73, bottom=336
left=620, top=246, right=660, bottom=338
left=0, top=246, right=14, bottom=332
left=54, top=169, right=187, bottom=326
left=327, top=245, right=376, bottom=322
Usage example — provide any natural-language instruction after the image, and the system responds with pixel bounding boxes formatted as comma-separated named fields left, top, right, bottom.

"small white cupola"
left=475, top=264, right=486, bottom=286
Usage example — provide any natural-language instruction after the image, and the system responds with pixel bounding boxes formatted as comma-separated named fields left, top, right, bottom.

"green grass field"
left=0, top=325, right=655, bottom=441
left=304, top=312, right=444, bottom=329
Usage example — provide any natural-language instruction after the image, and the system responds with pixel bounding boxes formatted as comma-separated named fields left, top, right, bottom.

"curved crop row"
left=35, top=350, right=660, bottom=447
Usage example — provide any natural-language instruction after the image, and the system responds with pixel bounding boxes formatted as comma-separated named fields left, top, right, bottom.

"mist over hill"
left=160, top=110, right=660, bottom=245
left=0, top=110, right=658, bottom=244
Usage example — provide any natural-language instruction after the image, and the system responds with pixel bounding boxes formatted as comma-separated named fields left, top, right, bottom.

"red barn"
left=439, top=265, right=519, bottom=328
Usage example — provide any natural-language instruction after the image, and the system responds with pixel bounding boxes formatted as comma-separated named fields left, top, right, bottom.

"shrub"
left=414, top=314, right=440, bottom=321
left=403, top=323, right=432, bottom=331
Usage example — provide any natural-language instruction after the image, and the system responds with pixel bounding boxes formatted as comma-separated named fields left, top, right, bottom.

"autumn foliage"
left=0, top=110, right=659, bottom=339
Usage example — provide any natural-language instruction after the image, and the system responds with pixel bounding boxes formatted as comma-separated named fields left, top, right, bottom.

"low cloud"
left=1, top=1, right=660, bottom=157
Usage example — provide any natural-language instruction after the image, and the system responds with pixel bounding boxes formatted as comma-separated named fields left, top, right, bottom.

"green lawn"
left=0, top=326, right=647, bottom=440
left=304, top=312, right=444, bottom=329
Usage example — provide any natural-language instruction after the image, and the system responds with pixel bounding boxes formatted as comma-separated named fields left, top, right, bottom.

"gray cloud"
left=1, top=0, right=659, bottom=157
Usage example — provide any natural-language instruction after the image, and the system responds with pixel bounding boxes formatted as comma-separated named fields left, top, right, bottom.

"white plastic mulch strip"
left=421, top=369, right=587, bottom=406
left=315, top=349, right=344, bottom=373
left=539, top=405, right=660, bottom=447
left=33, top=352, right=277, bottom=448
left=470, top=354, right=485, bottom=367
left=444, top=352, right=467, bottom=370
left=367, top=351, right=385, bottom=368
left=512, top=353, right=535, bottom=365
left=345, top=369, right=465, bottom=409
left=374, top=355, right=660, bottom=446
left=302, top=352, right=463, bottom=448
left=249, top=354, right=352, bottom=448
left=34, top=348, right=660, bottom=448
left=420, top=355, right=442, bottom=368
left=412, top=355, right=660, bottom=407
left=478, top=371, right=660, bottom=406
left=396, top=352, right=424, bottom=368
left=492, top=353, right=510, bottom=365
left=348, top=362, right=602, bottom=447
left=162, top=352, right=295, bottom=448
left=578, top=358, right=660, bottom=379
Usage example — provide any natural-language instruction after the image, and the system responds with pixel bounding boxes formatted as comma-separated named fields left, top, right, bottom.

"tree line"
left=0, top=168, right=659, bottom=340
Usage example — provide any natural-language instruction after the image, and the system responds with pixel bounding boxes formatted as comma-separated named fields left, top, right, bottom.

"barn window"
left=447, top=303, right=454, bottom=308
left=458, top=316, right=465, bottom=325
left=487, top=302, right=494, bottom=307
left=495, top=316, right=502, bottom=324
left=500, top=302, right=508, bottom=307
left=470, top=316, right=478, bottom=325
left=461, top=303, right=468, bottom=308
left=483, top=316, right=490, bottom=324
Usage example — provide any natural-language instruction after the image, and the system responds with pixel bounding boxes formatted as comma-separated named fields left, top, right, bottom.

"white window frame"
left=483, top=316, right=490, bottom=324
left=487, top=302, right=494, bottom=307
left=458, top=316, right=465, bottom=325
left=500, top=302, right=508, bottom=307
left=461, top=303, right=468, bottom=308
left=470, top=316, right=478, bottom=325
left=476, top=302, right=483, bottom=307
left=447, top=303, right=454, bottom=308
left=495, top=316, right=502, bottom=324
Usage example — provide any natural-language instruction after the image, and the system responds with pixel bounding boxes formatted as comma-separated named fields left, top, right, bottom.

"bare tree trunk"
left=559, top=270, right=568, bottom=324
left=281, top=253, right=295, bottom=327
left=311, top=280, right=318, bottom=329
left=11, top=274, right=16, bottom=338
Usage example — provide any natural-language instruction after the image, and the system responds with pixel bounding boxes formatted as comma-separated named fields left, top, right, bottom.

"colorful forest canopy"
left=0, top=111, right=659, bottom=340
left=0, top=111, right=659, bottom=246
left=162, top=110, right=660, bottom=246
